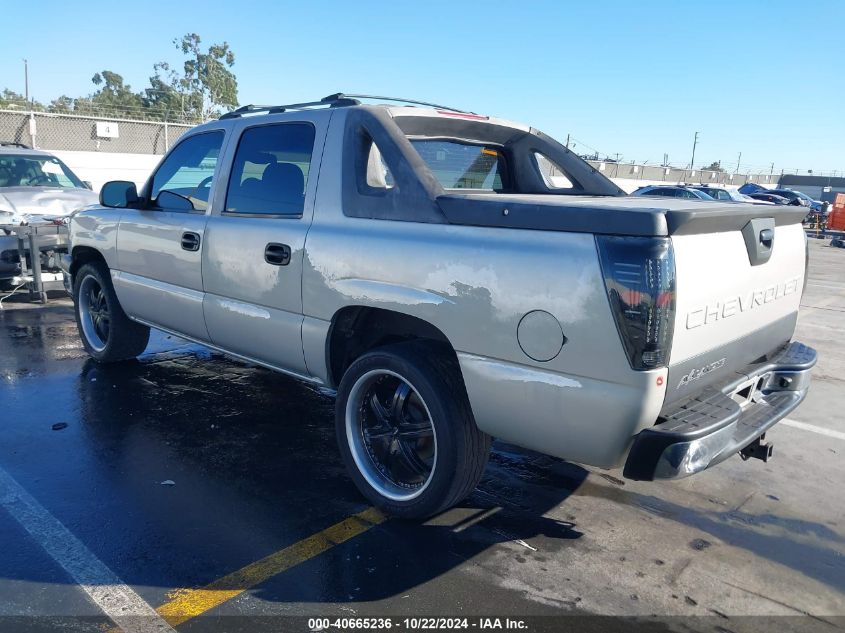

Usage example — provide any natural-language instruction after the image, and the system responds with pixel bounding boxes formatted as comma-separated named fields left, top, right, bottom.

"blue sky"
left=2, top=0, right=842, bottom=174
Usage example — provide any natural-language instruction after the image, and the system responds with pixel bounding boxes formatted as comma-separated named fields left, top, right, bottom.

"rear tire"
left=335, top=341, right=491, bottom=519
left=73, top=262, right=150, bottom=362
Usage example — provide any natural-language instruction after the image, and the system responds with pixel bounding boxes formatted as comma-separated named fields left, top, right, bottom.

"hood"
left=0, top=186, right=99, bottom=224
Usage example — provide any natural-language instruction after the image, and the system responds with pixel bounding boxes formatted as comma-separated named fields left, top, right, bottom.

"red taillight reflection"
left=656, top=291, right=674, bottom=308
left=620, top=289, right=643, bottom=306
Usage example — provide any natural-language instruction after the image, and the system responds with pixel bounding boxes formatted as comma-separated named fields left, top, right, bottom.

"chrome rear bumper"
left=624, top=341, right=817, bottom=480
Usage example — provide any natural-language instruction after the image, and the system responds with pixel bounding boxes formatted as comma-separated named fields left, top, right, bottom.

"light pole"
left=23, top=59, right=29, bottom=104
left=689, top=132, right=699, bottom=170
left=736, top=152, right=741, bottom=174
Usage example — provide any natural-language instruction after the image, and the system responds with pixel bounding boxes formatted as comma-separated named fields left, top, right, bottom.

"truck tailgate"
left=667, top=222, right=806, bottom=404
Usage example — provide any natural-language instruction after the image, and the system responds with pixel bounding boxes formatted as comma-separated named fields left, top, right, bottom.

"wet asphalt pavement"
left=0, top=239, right=843, bottom=632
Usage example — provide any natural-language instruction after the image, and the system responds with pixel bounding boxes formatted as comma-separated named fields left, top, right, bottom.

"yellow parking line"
left=156, top=507, right=385, bottom=627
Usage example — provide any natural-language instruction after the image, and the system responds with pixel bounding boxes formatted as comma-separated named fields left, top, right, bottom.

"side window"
left=681, top=189, right=698, bottom=199
left=650, top=188, right=670, bottom=197
left=225, top=123, right=316, bottom=217
left=150, top=131, right=224, bottom=212
left=534, top=152, right=575, bottom=189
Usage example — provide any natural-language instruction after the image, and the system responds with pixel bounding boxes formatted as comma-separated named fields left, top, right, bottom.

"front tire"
left=73, top=262, right=150, bottom=362
left=336, top=342, right=491, bottom=519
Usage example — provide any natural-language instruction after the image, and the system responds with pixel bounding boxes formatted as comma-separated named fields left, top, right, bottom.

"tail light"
left=802, top=230, right=809, bottom=298
left=596, top=236, right=676, bottom=370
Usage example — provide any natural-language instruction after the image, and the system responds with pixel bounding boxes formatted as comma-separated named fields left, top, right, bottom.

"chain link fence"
left=0, top=108, right=797, bottom=186
left=0, top=109, right=195, bottom=155
left=584, top=160, right=780, bottom=186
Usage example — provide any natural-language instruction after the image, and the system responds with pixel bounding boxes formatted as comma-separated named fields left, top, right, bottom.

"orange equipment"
left=830, top=193, right=845, bottom=231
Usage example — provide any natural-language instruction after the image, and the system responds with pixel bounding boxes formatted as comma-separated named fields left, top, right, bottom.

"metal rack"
left=1, top=222, right=69, bottom=303
left=219, top=93, right=472, bottom=119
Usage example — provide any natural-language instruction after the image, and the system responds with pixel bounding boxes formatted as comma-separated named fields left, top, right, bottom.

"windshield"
left=691, top=189, right=714, bottom=199
left=409, top=140, right=506, bottom=191
left=0, top=154, right=86, bottom=189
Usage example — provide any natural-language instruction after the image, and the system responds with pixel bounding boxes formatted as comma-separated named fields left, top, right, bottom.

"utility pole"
left=565, top=134, right=570, bottom=149
left=23, top=58, right=29, bottom=104
left=736, top=152, right=741, bottom=174
left=770, top=163, right=774, bottom=176
left=689, top=132, right=699, bottom=170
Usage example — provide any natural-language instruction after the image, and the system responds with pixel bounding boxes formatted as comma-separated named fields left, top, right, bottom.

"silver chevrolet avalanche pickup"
left=63, top=94, right=817, bottom=518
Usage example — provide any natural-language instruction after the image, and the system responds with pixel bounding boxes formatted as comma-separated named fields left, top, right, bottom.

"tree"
left=702, top=161, right=724, bottom=172
left=142, top=64, right=190, bottom=122
left=158, top=33, right=239, bottom=120
left=0, top=32, right=238, bottom=122
left=48, top=95, right=75, bottom=113
left=0, top=88, right=44, bottom=111
left=86, top=71, right=145, bottom=116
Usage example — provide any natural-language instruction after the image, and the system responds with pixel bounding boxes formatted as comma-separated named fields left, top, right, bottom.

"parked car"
left=748, top=192, right=796, bottom=206
left=766, top=189, right=816, bottom=208
left=687, top=186, right=756, bottom=203
left=631, top=185, right=714, bottom=200
left=63, top=94, right=816, bottom=518
left=742, top=185, right=822, bottom=211
left=0, top=143, right=98, bottom=286
left=739, top=182, right=823, bottom=211
left=779, top=189, right=824, bottom=212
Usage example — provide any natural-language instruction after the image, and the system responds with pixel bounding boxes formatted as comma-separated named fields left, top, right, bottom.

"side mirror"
left=100, top=181, right=140, bottom=208
left=83, top=180, right=93, bottom=190
left=156, top=190, right=195, bottom=211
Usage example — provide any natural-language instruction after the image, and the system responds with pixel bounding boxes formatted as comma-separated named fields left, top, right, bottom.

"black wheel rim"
left=78, top=275, right=110, bottom=352
left=346, top=370, right=437, bottom=501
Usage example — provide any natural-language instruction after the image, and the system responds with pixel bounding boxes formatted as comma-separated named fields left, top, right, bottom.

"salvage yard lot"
left=0, top=238, right=843, bottom=632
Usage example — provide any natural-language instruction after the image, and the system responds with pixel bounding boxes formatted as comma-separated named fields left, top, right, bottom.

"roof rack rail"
left=0, top=141, right=32, bottom=149
left=219, top=93, right=473, bottom=119
left=326, top=93, right=473, bottom=114
left=219, top=94, right=361, bottom=119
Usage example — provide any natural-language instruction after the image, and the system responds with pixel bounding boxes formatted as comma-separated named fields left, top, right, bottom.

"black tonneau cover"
left=436, top=193, right=808, bottom=237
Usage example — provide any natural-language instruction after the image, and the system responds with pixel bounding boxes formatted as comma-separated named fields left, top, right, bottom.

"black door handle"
left=264, top=243, right=291, bottom=266
left=181, top=231, right=201, bottom=251
left=759, top=228, right=774, bottom=248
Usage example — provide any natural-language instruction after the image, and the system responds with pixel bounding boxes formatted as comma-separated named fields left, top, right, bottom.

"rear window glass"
left=409, top=140, right=505, bottom=191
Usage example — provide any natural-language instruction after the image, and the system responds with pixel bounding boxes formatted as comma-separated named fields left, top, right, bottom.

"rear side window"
left=365, top=141, right=395, bottom=190
left=409, top=140, right=506, bottom=191
left=225, top=123, right=315, bottom=216
left=534, top=152, right=575, bottom=189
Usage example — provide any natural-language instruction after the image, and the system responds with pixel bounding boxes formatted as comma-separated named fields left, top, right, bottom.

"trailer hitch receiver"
left=740, top=435, right=774, bottom=463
